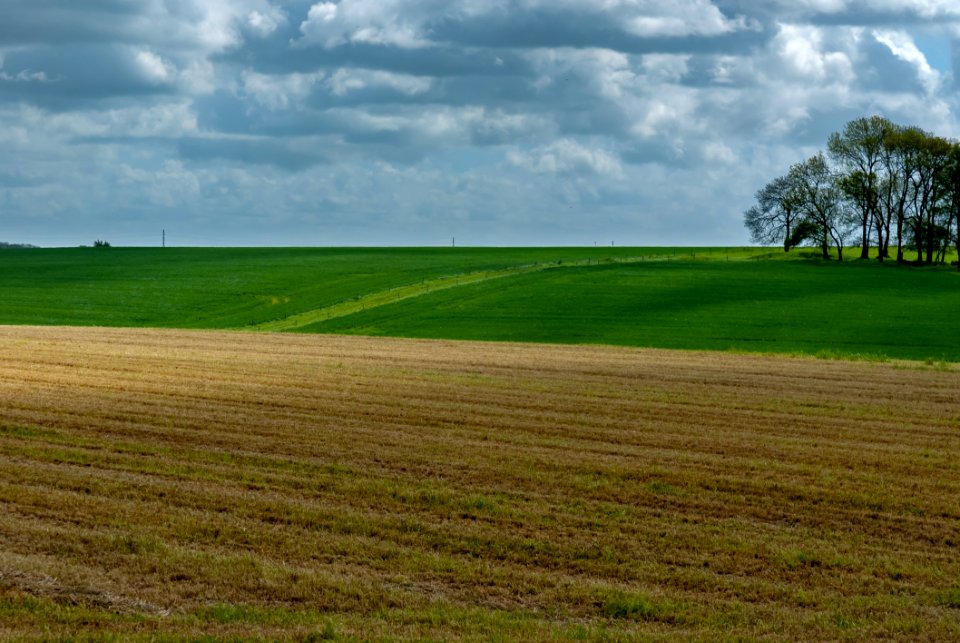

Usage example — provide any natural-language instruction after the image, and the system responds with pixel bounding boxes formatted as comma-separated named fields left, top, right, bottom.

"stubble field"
left=0, top=325, right=959, bottom=640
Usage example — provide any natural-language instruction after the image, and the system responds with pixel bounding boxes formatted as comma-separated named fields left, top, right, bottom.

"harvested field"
left=0, top=325, right=958, bottom=640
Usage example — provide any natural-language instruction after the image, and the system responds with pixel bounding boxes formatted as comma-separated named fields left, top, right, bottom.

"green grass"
left=0, top=246, right=958, bottom=361
left=305, top=258, right=960, bottom=362
left=0, top=246, right=714, bottom=329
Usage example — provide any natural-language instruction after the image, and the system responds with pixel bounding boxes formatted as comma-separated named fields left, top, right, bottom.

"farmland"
left=0, top=247, right=958, bottom=361
left=0, top=246, right=682, bottom=329
left=1, top=326, right=959, bottom=640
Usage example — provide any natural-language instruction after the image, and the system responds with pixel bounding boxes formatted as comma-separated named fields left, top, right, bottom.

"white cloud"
left=243, top=70, right=324, bottom=110
left=247, top=8, right=285, bottom=37
left=0, top=69, right=53, bottom=83
left=873, top=29, right=941, bottom=93
left=134, top=50, right=176, bottom=84
left=773, top=24, right=854, bottom=83
left=509, top=139, right=623, bottom=177
left=299, top=0, right=432, bottom=49
left=327, top=68, right=433, bottom=96
left=772, top=0, right=960, bottom=18
left=297, top=0, right=754, bottom=50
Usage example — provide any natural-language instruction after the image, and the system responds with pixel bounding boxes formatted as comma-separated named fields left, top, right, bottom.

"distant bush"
left=0, top=242, right=38, bottom=249
left=93, top=240, right=111, bottom=248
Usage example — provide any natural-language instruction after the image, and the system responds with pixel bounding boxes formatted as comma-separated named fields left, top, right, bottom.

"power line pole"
left=162, top=229, right=165, bottom=248
left=452, top=236, right=455, bottom=248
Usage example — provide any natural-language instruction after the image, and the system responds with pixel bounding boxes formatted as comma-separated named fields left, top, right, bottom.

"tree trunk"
left=875, top=218, right=884, bottom=263
left=896, top=207, right=905, bottom=262
left=956, top=211, right=960, bottom=272
left=915, top=219, right=925, bottom=263
left=860, top=216, right=870, bottom=259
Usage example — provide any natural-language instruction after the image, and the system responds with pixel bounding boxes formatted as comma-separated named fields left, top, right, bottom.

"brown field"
left=0, top=326, right=958, bottom=641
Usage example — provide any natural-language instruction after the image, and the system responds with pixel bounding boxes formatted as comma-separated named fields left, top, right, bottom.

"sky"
left=1, top=1, right=959, bottom=247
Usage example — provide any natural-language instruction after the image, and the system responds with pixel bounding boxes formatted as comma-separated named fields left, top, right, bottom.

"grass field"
left=307, top=258, right=960, bottom=361
left=1, top=246, right=956, bottom=361
left=0, top=247, right=693, bottom=329
left=1, top=326, right=958, bottom=640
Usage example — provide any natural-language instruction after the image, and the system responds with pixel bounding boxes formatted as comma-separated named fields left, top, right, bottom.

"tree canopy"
left=745, top=116, right=960, bottom=268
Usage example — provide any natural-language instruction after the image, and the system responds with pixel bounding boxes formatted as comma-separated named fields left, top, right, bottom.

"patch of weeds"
left=198, top=603, right=252, bottom=624
left=778, top=549, right=823, bottom=570
left=923, top=357, right=953, bottom=371
left=600, top=589, right=660, bottom=621
left=0, top=424, right=58, bottom=439
left=646, top=481, right=682, bottom=496
left=573, top=544, right=617, bottom=563
left=458, top=494, right=499, bottom=514
left=108, top=533, right=164, bottom=556
left=935, top=586, right=960, bottom=608
left=830, top=612, right=857, bottom=630
left=814, top=349, right=890, bottom=363
left=304, top=619, right=339, bottom=641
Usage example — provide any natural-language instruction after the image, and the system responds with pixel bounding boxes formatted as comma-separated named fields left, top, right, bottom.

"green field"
left=0, top=246, right=958, bottom=361
left=0, top=247, right=687, bottom=328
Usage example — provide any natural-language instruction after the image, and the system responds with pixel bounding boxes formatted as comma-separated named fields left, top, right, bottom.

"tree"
left=827, top=116, right=890, bottom=260
left=745, top=115, right=960, bottom=266
left=836, top=170, right=875, bottom=254
left=945, top=144, right=960, bottom=271
left=905, top=133, right=952, bottom=263
left=790, top=153, right=853, bottom=261
left=743, top=173, right=802, bottom=251
left=878, top=124, right=920, bottom=262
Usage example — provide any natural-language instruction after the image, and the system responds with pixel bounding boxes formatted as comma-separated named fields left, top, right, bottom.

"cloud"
left=0, top=1, right=959, bottom=247
left=295, top=0, right=756, bottom=52
left=327, top=68, right=433, bottom=97
left=298, top=1, right=433, bottom=49
left=772, top=23, right=854, bottom=82
left=508, top=139, right=623, bottom=178
left=134, top=50, right=177, bottom=85
left=242, top=69, right=324, bottom=110
left=872, top=29, right=941, bottom=93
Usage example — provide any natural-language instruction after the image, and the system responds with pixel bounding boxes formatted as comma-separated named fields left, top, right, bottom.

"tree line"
left=744, top=116, right=960, bottom=267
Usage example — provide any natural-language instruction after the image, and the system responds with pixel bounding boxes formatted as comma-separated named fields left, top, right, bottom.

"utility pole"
left=452, top=237, right=455, bottom=248
left=162, top=229, right=165, bottom=248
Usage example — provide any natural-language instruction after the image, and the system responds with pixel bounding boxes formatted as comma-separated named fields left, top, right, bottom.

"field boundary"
left=245, top=254, right=681, bottom=332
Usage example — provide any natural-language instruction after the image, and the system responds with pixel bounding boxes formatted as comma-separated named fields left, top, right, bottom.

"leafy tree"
left=945, top=144, right=960, bottom=270
left=746, top=116, right=960, bottom=266
left=879, top=124, right=921, bottom=262
left=743, top=173, right=802, bottom=251
left=827, top=116, right=890, bottom=260
left=906, top=133, right=953, bottom=263
left=790, top=153, right=853, bottom=261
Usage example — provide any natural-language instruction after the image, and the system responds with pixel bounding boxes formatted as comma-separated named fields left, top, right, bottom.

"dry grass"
left=0, top=325, right=958, bottom=641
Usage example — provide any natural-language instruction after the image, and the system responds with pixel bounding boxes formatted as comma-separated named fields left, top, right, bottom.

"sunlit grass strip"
left=246, top=250, right=764, bottom=332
